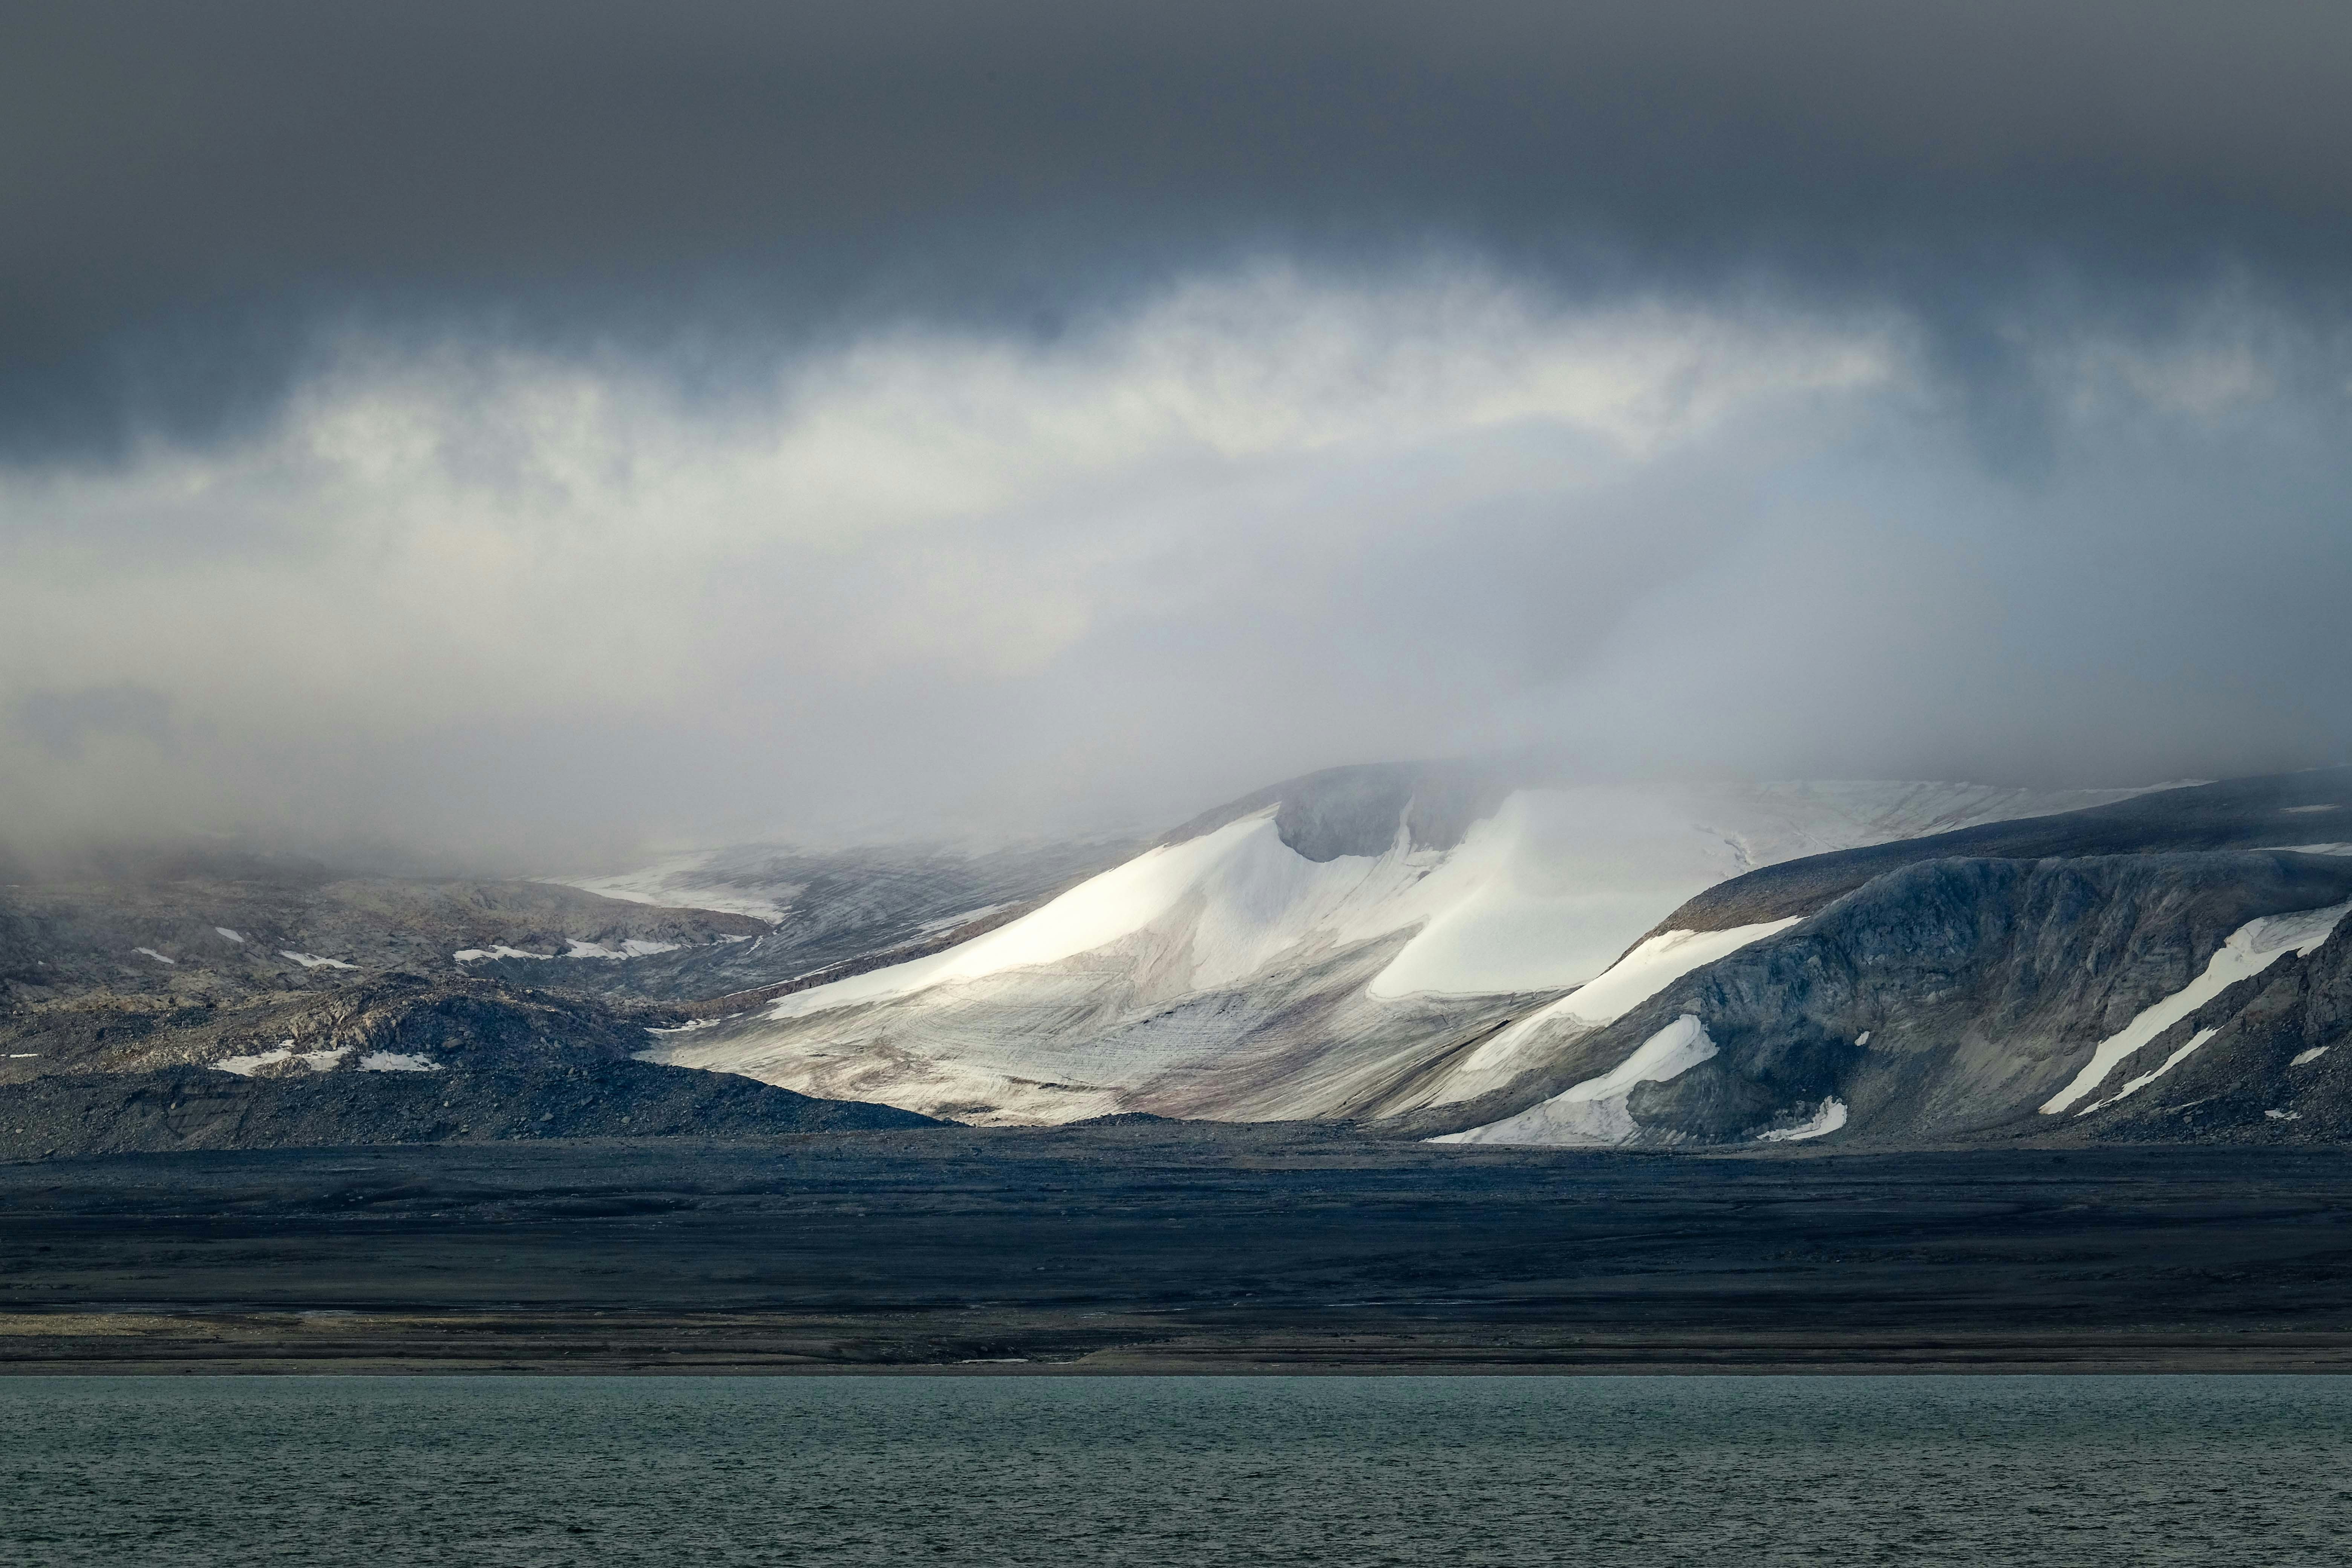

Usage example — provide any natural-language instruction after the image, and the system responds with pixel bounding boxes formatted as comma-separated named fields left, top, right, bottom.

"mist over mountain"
left=4, top=2, right=2349, bottom=867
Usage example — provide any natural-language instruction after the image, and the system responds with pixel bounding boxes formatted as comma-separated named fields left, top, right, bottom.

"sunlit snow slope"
left=644, top=767, right=2156, bottom=1124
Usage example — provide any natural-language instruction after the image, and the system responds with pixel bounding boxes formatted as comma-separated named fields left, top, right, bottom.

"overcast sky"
left=5, top=2, right=2350, bottom=867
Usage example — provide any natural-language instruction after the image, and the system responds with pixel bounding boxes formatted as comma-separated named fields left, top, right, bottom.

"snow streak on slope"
left=2042, top=898, right=2352, bottom=1114
left=1430, top=1014, right=1720, bottom=1147
left=649, top=778, right=2159, bottom=1125
left=1411, top=919, right=1799, bottom=1109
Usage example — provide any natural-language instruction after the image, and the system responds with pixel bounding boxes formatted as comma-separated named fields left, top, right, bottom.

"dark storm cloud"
left=3, top=2, right=2350, bottom=866
left=8, top=0, right=2352, bottom=455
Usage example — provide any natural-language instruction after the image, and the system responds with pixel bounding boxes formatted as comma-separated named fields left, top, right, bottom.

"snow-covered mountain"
left=644, top=766, right=2156, bottom=1124
left=535, top=835, right=1142, bottom=1006
left=17, top=764, right=2352, bottom=1158
left=1429, top=768, right=2352, bottom=1150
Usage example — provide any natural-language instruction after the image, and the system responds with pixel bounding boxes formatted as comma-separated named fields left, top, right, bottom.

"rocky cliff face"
left=1435, top=851, right=2352, bottom=1148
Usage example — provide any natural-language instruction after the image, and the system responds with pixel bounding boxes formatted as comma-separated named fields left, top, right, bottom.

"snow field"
left=356, top=1052, right=441, bottom=1072
left=214, top=1041, right=349, bottom=1076
left=564, top=938, right=681, bottom=959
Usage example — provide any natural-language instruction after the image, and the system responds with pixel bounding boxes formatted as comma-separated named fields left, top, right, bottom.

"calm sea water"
left=3, top=1375, right=2348, bottom=1566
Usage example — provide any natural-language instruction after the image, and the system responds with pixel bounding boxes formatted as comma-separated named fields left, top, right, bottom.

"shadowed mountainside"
left=1427, top=851, right=2352, bottom=1147
left=1648, top=769, right=2352, bottom=940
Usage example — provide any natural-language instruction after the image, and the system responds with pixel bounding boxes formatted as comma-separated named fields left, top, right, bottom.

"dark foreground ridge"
left=0, top=1056, right=933, bottom=1158
left=7, top=1125, right=2352, bottom=1374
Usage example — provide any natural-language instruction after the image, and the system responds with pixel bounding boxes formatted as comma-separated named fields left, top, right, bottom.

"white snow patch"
left=2282, top=804, right=2340, bottom=814
left=357, top=1051, right=441, bottom=1072
left=214, top=927, right=245, bottom=943
left=563, top=938, right=682, bottom=960
left=2281, top=843, right=2352, bottom=856
left=132, top=948, right=176, bottom=965
left=7, top=1053, right=38, bottom=1058
left=2266, top=1109, right=2302, bottom=1121
left=280, top=950, right=358, bottom=970
left=1854, top=1031, right=1871, bottom=1046
left=645, top=1018, right=722, bottom=1035
left=1426, top=920, right=1798, bottom=1106
left=1432, top=1014, right=1718, bottom=1147
left=2042, top=899, right=2352, bottom=1114
left=1756, top=1098, right=1848, bottom=1142
left=2291, top=1046, right=2329, bottom=1067
left=214, top=1041, right=349, bottom=1076
left=453, top=945, right=553, bottom=963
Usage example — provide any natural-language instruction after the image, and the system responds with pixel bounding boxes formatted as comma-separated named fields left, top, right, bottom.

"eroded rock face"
left=1440, top=852, right=2352, bottom=1148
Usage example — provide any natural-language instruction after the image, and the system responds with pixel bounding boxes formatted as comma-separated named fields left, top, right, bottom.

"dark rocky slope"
left=0, top=970, right=935, bottom=1159
left=505, top=835, right=1142, bottom=1006
left=0, top=848, right=937, bottom=1157
left=0, top=857, right=765, bottom=1009
left=1437, top=851, right=2352, bottom=1146
left=0, top=1056, right=932, bottom=1160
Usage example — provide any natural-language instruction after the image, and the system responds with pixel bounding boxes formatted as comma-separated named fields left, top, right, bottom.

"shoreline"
left=11, top=1313, right=2352, bottom=1377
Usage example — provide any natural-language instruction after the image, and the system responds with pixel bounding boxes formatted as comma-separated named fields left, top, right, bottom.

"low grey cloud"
left=12, top=682, right=174, bottom=763
left=1, top=5, right=2347, bottom=867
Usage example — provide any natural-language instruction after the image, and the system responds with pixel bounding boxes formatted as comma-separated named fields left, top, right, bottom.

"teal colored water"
left=3, top=1375, right=2347, bottom=1566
